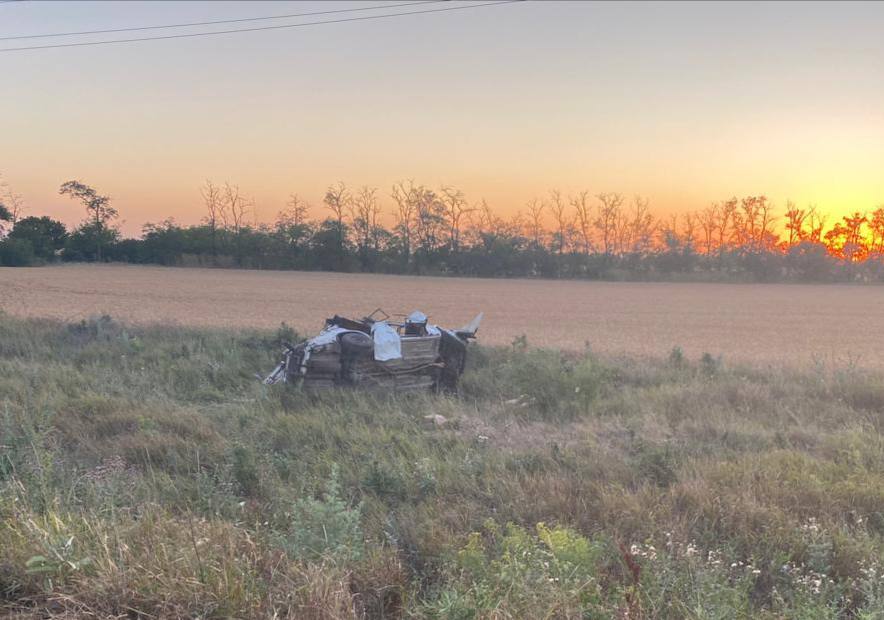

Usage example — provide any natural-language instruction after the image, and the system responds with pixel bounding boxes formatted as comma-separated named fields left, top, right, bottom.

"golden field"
left=2, top=263, right=883, bottom=368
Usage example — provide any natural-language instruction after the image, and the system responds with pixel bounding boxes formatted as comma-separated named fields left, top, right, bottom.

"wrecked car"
left=262, top=309, right=482, bottom=392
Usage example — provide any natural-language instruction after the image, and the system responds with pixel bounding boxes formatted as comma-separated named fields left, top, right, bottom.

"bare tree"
left=324, top=181, right=350, bottom=228
left=869, top=206, right=884, bottom=255
left=525, top=198, right=546, bottom=248
left=201, top=180, right=225, bottom=256
left=391, top=180, right=418, bottom=264
left=806, top=207, right=826, bottom=244
left=350, top=185, right=380, bottom=262
left=682, top=211, right=698, bottom=250
left=570, top=191, right=593, bottom=254
left=0, top=175, right=25, bottom=225
left=319, top=181, right=349, bottom=268
left=440, top=185, right=473, bottom=252
left=549, top=189, right=570, bottom=254
left=756, top=197, right=776, bottom=250
left=697, top=203, right=719, bottom=256
left=658, top=213, right=680, bottom=249
left=507, top=210, right=526, bottom=239
left=274, top=193, right=312, bottom=254
left=716, top=197, right=738, bottom=257
left=472, top=199, right=499, bottom=237
left=733, top=195, right=776, bottom=251
left=594, top=192, right=624, bottom=256
left=280, top=193, right=310, bottom=228
left=613, top=205, right=631, bottom=255
left=223, top=183, right=250, bottom=235
left=783, top=200, right=813, bottom=247
left=408, top=186, right=444, bottom=257
left=628, top=196, right=655, bottom=254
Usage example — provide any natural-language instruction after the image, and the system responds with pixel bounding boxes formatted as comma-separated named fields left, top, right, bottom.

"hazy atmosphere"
left=3, top=1, right=884, bottom=234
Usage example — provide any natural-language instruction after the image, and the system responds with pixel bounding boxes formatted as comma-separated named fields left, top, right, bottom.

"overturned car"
left=262, top=310, right=482, bottom=392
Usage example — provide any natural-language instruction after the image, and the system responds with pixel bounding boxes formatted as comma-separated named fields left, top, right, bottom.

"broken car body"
left=262, top=310, right=482, bottom=392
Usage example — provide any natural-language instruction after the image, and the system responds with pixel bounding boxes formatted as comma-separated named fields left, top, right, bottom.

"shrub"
left=362, top=459, right=408, bottom=502
left=425, top=520, right=605, bottom=617
left=281, top=465, right=363, bottom=562
left=275, top=321, right=298, bottom=345
left=8, top=216, right=67, bottom=262
left=0, top=237, right=36, bottom=266
left=631, top=440, right=679, bottom=488
left=505, top=349, right=606, bottom=418
left=231, top=445, right=261, bottom=497
left=701, top=351, right=723, bottom=376
left=669, top=345, right=686, bottom=368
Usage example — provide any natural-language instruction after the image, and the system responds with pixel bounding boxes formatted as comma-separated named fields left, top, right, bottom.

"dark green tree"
left=59, top=180, right=117, bottom=261
left=8, top=216, right=68, bottom=262
left=64, top=222, right=120, bottom=262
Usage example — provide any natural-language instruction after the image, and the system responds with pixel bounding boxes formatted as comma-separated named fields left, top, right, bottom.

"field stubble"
left=2, top=263, right=884, bottom=369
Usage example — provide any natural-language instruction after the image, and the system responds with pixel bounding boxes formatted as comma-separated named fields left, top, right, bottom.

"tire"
left=339, top=331, right=373, bottom=386
left=339, top=331, right=373, bottom=357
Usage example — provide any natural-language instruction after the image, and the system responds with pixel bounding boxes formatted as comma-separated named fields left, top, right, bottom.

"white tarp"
left=407, top=310, right=428, bottom=324
left=310, top=326, right=351, bottom=347
left=407, top=309, right=440, bottom=336
left=371, top=321, right=402, bottom=361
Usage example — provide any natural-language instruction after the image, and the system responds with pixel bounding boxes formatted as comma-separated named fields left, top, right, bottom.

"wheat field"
left=2, top=263, right=882, bottom=368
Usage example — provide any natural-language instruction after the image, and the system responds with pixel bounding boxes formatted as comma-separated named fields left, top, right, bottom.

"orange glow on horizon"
left=2, top=1, right=883, bottom=246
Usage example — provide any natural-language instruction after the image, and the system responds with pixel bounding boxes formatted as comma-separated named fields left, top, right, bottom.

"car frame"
left=262, top=309, right=482, bottom=392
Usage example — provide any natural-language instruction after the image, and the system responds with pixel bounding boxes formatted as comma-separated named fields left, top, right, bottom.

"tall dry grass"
left=1, top=313, right=883, bottom=618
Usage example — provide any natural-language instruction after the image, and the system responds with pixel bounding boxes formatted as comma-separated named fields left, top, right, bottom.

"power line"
left=0, top=1, right=524, bottom=52
left=0, top=0, right=443, bottom=41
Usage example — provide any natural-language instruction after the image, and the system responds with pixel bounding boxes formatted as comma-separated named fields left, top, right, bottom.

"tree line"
left=2, top=177, right=884, bottom=283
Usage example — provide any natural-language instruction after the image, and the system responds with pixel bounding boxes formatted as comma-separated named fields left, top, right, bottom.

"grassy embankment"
left=1, top=314, right=883, bottom=618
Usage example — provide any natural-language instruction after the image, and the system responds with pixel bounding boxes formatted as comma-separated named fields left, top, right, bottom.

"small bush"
left=669, top=345, right=686, bottom=368
left=632, top=440, right=679, bottom=488
left=701, top=351, right=723, bottom=376
left=281, top=465, right=363, bottom=562
left=66, top=314, right=122, bottom=342
left=362, top=459, right=408, bottom=502
left=231, top=445, right=261, bottom=497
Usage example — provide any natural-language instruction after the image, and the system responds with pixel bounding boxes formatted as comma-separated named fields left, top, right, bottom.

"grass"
left=0, top=313, right=883, bottom=618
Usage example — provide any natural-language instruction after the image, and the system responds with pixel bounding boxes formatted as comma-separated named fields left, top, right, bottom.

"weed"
left=281, top=465, right=363, bottom=562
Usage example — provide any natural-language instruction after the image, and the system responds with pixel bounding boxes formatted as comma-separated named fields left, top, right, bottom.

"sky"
left=1, top=0, right=883, bottom=235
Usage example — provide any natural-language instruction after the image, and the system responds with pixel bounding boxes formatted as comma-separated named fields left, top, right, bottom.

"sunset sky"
left=2, top=0, right=883, bottom=235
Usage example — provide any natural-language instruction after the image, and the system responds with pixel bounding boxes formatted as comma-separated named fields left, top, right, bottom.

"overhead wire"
left=0, top=0, right=524, bottom=52
left=0, top=0, right=443, bottom=41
